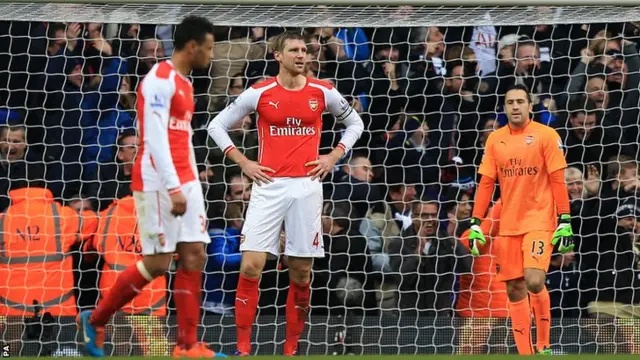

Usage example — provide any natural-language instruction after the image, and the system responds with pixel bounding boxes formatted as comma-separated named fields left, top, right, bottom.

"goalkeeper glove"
left=551, top=214, right=574, bottom=253
left=468, top=217, right=486, bottom=257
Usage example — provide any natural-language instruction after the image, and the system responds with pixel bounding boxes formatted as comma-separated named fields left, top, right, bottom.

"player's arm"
left=142, top=81, right=182, bottom=193
left=468, top=134, right=498, bottom=255
left=207, top=89, right=275, bottom=185
left=307, top=87, right=365, bottom=180
left=544, top=131, right=574, bottom=253
left=326, top=87, right=364, bottom=158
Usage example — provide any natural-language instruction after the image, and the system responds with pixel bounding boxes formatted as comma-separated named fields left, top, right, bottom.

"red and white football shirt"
left=132, top=60, right=197, bottom=192
left=208, top=77, right=363, bottom=177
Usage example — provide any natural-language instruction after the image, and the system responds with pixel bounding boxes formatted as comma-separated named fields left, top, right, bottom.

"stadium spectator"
left=389, top=198, right=471, bottom=316
left=444, top=187, right=474, bottom=237
left=403, top=26, right=445, bottom=114
left=204, top=202, right=244, bottom=316
left=565, top=166, right=601, bottom=201
left=311, top=201, right=376, bottom=315
left=600, top=155, right=640, bottom=217
left=578, top=197, right=640, bottom=353
left=95, top=129, right=137, bottom=211
left=206, top=113, right=257, bottom=189
left=129, top=37, right=165, bottom=90
left=367, top=44, right=406, bottom=143
left=0, top=122, right=45, bottom=212
left=209, top=27, right=266, bottom=110
left=384, top=114, right=440, bottom=188
left=0, top=178, right=97, bottom=316
left=546, top=250, right=580, bottom=319
left=324, top=152, right=383, bottom=220
left=557, top=97, right=620, bottom=170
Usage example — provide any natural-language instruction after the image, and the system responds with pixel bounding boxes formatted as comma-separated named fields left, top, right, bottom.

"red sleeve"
left=472, top=175, right=495, bottom=219
left=550, top=169, right=571, bottom=215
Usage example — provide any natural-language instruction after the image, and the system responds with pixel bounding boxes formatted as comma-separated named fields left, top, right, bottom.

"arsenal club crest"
left=525, top=135, right=534, bottom=145
left=308, top=98, right=318, bottom=111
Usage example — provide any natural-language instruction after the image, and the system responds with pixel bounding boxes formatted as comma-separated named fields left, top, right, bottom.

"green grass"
left=13, top=356, right=640, bottom=360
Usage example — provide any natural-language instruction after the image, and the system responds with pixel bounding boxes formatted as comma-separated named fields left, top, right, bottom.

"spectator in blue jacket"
left=203, top=202, right=244, bottom=316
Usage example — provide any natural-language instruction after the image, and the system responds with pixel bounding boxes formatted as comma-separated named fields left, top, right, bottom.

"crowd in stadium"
left=1, top=19, right=639, bottom=346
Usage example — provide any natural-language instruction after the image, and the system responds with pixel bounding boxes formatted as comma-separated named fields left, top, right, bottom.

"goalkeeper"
left=469, top=84, right=573, bottom=355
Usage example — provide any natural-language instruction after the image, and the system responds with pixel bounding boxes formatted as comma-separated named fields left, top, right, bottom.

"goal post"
left=1, top=0, right=640, bottom=357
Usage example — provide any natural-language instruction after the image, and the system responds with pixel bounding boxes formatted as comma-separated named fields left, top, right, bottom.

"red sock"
left=235, top=275, right=259, bottom=354
left=284, top=280, right=310, bottom=355
left=509, top=297, right=534, bottom=355
left=91, top=262, right=151, bottom=326
left=530, top=287, right=551, bottom=351
left=174, top=269, right=202, bottom=348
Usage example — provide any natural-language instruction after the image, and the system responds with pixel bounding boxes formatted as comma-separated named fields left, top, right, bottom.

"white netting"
left=1, top=2, right=640, bottom=357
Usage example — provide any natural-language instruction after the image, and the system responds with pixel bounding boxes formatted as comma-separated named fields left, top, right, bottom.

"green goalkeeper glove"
left=551, top=214, right=574, bottom=253
left=469, top=217, right=486, bottom=257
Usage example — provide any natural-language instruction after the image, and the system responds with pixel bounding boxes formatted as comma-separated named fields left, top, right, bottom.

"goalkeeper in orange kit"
left=469, top=84, right=574, bottom=355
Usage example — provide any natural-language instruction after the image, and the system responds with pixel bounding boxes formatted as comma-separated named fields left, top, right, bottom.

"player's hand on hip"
left=468, top=217, right=486, bottom=257
left=240, top=160, right=275, bottom=186
left=552, top=214, right=575, bottom=253
left=306, top=154, right=339, bottom=181
left=169, top=190, right=187, bottom=217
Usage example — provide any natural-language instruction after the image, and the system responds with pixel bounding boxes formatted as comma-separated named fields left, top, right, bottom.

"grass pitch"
left=14, top=355, right=640, bottom=359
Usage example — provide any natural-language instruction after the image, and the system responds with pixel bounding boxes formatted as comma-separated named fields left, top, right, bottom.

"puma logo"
left=269, top=101, right=279, bottom=109
left=513, top=328, right=524, bottom=335
left=236, top=297, right=248, bottom=305
left=541, top=317, right=550, bottom=322
left=295, top=305, right=309, bottom=313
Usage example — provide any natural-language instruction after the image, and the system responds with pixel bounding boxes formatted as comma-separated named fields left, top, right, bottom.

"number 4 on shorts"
left=312, top=233, right=320, bottom=249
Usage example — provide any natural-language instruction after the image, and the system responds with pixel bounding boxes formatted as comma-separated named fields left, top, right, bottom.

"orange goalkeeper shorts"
left=495, top=231, right=554, bottom=282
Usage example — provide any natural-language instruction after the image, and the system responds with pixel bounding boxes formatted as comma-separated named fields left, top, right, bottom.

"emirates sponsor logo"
left=169, top=117, right=191, bottom=132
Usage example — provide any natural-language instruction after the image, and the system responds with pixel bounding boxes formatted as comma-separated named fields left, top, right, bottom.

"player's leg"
left=236, top=179, right=290, bottom=355
left=496, top=235, right=534, bottom=355
left=78, top=191, right=176, bottom=357
left=282, top=177, right=324, bottom=356
left=173, top=181, right=226, bottom=358
left=523, top=231, right=555, bottom=354
left=284, top=256, right=313, bottom=356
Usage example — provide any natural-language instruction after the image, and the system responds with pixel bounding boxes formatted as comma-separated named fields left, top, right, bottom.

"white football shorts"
left=241, top=177, right=324, bottom=258
left=134, top=180, right=210, bottom=255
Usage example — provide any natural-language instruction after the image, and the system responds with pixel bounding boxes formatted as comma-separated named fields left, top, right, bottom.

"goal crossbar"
left=4, top=0, right=640, bottom=5
left=3, top=2, right=640, bottom=26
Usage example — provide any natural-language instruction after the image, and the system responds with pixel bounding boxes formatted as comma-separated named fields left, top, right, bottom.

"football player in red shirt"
left=209, top=31, right=364, bottom=356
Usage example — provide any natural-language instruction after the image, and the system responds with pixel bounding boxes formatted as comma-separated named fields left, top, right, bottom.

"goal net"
left=1, top=0, right=640, bottom=356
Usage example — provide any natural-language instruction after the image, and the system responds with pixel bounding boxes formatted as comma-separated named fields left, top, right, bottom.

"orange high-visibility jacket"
left=87, top=196, right=167, bottom=315
left=0, top=188, right=97, bottom=316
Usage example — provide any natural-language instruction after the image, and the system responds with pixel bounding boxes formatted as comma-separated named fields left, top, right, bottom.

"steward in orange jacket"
left=0, top=183, right=97, bottom=316
left=85, top=196, right=167, bottom=315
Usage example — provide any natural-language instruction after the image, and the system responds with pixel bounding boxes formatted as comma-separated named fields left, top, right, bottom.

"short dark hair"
left=116, top=128, right=137, bottom=146
left=445, top=60, right=464, bottom=78
left=515, top=39, right=538, bottom=55
left=586, top=63, right=608, bottom=81
left=174, top=15, right=215, bottom=51
left=272, top=31, right=305, bottom=53
left=504, top=83, right=532, bottom=104
left=323, top=200, right=351, bottom=230
left=568, top=95, right=599, bottom=118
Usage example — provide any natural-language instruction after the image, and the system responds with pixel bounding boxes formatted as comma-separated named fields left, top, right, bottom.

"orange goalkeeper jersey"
left=456, top=202, right=508, bottom=318
left=478, top=121, right=567, bottom=235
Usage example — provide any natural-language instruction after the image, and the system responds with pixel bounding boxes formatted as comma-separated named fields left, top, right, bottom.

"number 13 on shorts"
left=531, top=239, right=545, bottom=256
left=523, top=231, right=554, bottom=272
